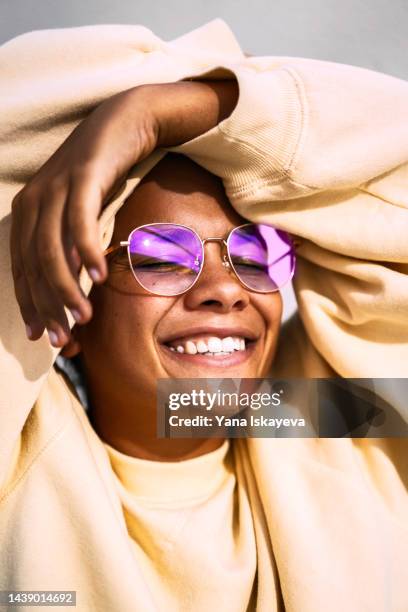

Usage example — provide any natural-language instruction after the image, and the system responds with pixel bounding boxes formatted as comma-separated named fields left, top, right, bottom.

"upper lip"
left=158, top=326, right=260, bottom=345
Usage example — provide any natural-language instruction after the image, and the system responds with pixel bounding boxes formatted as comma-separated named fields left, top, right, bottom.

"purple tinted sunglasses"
left=104, top=222, right=297, bottom=297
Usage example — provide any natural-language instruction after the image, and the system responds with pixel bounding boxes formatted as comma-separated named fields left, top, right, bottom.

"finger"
left=13, top=270, right=46, bottom=341
left=28, top=273, right=73, bottom=348
left=10, top=189, right=45, bottom=339
left=19, top=190, right=72, bottom=345
left=65, top=239, right=82, bottom=276
left=67, top=177, right=107, bottom=284
left=36, top=189, right=92, bottom=325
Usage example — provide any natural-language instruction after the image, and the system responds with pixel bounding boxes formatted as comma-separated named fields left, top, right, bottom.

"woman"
left=1, top=19, right=407, bottom=612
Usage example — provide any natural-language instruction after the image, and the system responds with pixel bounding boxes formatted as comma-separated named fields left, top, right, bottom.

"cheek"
left=255, top=292, right=283, bottom=333
left=81, top=288, right=168, bottom=377
left=253, top=293, right=282, bottom=375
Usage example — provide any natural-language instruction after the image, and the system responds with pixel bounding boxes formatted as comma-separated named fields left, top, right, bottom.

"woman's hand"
left=10, top=80, right=238, bottom=347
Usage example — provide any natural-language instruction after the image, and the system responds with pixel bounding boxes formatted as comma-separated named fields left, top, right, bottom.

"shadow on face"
left=113, top=150, right=244, bottom=234
left=69, top=154, right=282, bottom=410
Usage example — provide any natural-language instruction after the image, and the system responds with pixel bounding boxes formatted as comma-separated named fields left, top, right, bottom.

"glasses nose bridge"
left=202, top=237, right=227, bottom=247
left=201, top=237, right=230, bottom=269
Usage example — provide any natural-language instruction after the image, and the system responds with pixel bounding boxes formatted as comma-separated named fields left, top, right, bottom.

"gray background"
left=2, top=0, right=407, bottom=78
left=2, top=0, right=406, bottom=318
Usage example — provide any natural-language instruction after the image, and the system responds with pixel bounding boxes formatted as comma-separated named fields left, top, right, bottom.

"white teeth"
left=208, top=337, right=223, bottom=353
left=168, top=335, right=248, bottom=355
left=222, top=337, right=235, bottom=352
left=185, top=341, right=197, bottom=355
left=196, top=340, right=208, bottom=353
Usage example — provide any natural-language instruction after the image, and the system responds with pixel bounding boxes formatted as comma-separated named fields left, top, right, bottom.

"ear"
left=60, top=326, right=82, bottom=358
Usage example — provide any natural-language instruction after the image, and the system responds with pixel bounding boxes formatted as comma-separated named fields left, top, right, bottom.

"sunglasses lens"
left=228, top=224, right=295, bottom=292
left=128, top=224, right=202, bottom=295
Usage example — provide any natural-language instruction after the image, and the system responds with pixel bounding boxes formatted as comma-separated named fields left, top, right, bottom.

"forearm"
left=156, top=80, right=239, bottom=146
left=124, top=80, right=239, bottom=148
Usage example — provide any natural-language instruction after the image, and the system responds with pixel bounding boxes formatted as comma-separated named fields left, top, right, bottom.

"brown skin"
left=10, top=81, right=239, bottom=346
left=62, top=154, right=282, bottom=461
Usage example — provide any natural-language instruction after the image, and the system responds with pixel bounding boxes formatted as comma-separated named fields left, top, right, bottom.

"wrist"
left=136, top=80, right=238, bottom=148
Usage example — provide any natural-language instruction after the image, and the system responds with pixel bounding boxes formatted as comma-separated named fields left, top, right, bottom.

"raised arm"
left=0, top=19, right=243, bottom=490
left=171, top=56, right=408, bottom=384
left=10, top=80, right=238, bottom=347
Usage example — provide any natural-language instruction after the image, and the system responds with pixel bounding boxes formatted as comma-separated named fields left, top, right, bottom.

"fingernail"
left=48, top=329, right=59, bottom=346
left=25, top=324, right=33, bottom=340
left=70, top=308, right=82, bottom=323
left=89, top=267, right=101, bottom=282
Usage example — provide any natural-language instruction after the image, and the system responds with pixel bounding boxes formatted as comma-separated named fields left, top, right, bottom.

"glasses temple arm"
left=104, top=241, right=129, bottom=257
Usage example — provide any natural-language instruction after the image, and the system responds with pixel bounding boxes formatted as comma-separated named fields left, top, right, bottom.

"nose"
left=183, top=242, right=250, bottom=313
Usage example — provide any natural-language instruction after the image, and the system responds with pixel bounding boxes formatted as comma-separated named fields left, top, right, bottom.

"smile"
left=168, top=335, right=246, bottom=356
left=159, top=327, right=258, bottom=368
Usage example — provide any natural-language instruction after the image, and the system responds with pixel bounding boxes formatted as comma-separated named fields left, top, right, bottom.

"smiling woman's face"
left=73, top=154, right=282, bottom=450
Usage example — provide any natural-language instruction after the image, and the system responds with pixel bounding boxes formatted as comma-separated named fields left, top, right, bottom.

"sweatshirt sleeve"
left=171, top=57, right=408, bottom=396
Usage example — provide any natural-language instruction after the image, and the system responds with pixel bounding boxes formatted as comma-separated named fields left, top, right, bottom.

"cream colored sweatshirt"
left=103, top=439, right=259, bottom=611
left=0, top=19, right=407, bottom=612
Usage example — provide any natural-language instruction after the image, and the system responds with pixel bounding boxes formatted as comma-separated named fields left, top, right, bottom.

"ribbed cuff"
left=169, top=61, right=305, bottom=203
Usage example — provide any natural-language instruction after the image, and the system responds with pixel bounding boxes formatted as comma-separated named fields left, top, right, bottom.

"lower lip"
left=160, top=343, right=256, bottom=368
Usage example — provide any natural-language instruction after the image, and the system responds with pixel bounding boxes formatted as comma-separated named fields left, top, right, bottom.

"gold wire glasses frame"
left=103, top=222, right=300, bottom=296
